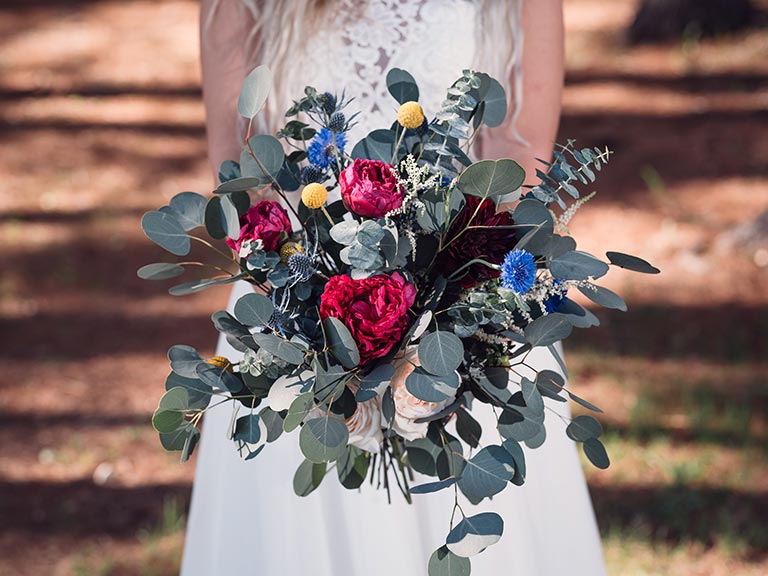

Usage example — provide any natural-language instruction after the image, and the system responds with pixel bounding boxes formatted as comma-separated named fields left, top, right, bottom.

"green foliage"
left=529, top=140, right=612, bottom=209
left=445, top=512, right=504, bottom=557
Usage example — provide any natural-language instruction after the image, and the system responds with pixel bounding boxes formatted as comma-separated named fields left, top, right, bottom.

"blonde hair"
left=205, top=0, right=524, bottom=138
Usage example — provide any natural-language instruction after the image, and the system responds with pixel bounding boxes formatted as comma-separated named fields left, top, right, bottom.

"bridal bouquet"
left=140, top=66, right=658, bottom=573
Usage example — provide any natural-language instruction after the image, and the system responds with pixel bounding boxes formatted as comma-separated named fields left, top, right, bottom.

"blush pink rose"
left=226, top=200, right=292, bottom=253
left=319, top=272, right=416, bottom=366
left=339, top=158, right=403, bottom=218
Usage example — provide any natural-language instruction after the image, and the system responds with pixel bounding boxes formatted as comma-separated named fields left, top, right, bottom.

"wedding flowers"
left=397, top=101, right=425, bottom=129
left=339, top=158, right=403, bottom=218
left=301, top=183, right=328, bottom=209
left=319, top=272, right=416, bottom=366
left=437, top=196, right=516, bottom=287
left=226, top=200, right=292, bottom=253
left=345, top=390, right=384, bottom=452
left=500, top=249, right=537, bottom=294
left=308, top=127, right=346, bottom=170
left=390, top=348, right=453, bottom=440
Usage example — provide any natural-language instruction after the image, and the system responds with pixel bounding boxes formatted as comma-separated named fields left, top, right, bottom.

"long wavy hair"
left=204, top=0, right=524, bottom=138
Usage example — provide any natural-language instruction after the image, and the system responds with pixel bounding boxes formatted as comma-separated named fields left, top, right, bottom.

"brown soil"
left=0, top=1, right=766, bottom=575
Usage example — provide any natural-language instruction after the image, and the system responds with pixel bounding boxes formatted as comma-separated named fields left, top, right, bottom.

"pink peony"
left=319, top=272, right=416, bottom=366
left=226, top=200, right=292, bottom=253
left=339, top=158, right=403, bottom=218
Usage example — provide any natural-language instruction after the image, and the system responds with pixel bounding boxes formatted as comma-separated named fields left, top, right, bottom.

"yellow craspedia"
left=301, top=183, right=328, bottom=209
left=279, top=241, right=304, bottom=260
left=207, top=356, right=233, bottom=372
left=397, top=101, right=424, bottom=129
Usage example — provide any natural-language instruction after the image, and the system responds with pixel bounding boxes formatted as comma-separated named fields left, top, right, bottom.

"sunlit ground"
left=0, top=0, right=766, bottom=574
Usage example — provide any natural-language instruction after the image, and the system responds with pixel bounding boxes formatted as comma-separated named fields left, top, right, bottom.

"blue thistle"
left=308, top=128, right=346, bottom=170
left=543, top=291, right=567, bottom=313
left=500, top=249, right=537, bottom=294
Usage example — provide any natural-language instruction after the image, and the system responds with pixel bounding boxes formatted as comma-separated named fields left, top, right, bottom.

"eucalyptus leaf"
left=166, top=192, right=207, bottom=231
left=419, top=331, right=464, bottom=376
left=336, top=446, right=370, bottom=490
left=566, top=415, right=603, bottom=442
left=406, top=367, right=460, bottom=403
left=458, top=159, right=524, bottom=199
left=477, top=74, right=507, bottom=127
left=351, top=129, right=396, bottom=163
left=268, top=370, right=314, bottom=412
left=196, top=363, right=243, bottom=394
left=137, top=262, right=185, bottom=281
left=240, top=135, right=284, bottom=182
left=410, top=477, right=459, bottom=495
left=168, top=276, right=240, bottom=296
left=356, top=363, right=395, bottom=402
left=293, top=459, right=327, bottom=497
left=524, top=313, right=573, bottom=347
left=284, top=392, right=315, bottom=432
left=550, top=251, right=609, bottom=281
left=567, top=390, right=604, bottom=413
left=455, top=408, right=482, bottom=448
left=168, top=345, right=204, bottom=378
left=501, top=439, right=526, bottom=486
left=165, top=372, right=212, bottom=410
left=299, top=416, right=349, bottom=463
left=204, top=196, right=227, bottom=240
left=577, top=283, right=627, bottom=311
left=215, top=176, right=263, bottom=194
left=428, top=546, right=471, bottom=576
left=458, top=445, right=515, bottom=504
left=258, top=407, right=284, bottom=443
left=234, top=293, right=275, bottom=327
left=141, top=211, right=190, bottom=256
left=324, top=317, right=360, bottom=369
left=606, top=251, right=660, bottom=274
left=220, top=193, right=241, bottom=241
left=446, top=512, right=504, bottom=558
left=233, top=414, right=261, bottom=444
left=250, top=333, right=306, bottom=365
left=152, top=387, right=189, bottom=433
left=583, top=437, right=610, bottom=469
left=386, top=68, right=419, bottom=104
left=237, top=64, right=272, bottom=119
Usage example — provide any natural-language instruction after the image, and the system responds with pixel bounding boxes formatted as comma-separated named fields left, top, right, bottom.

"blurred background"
left=0, top=0, right=766, bottom=574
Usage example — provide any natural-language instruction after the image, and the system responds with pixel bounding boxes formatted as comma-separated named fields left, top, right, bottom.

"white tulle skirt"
left=181, top=281, right=607, bottom=576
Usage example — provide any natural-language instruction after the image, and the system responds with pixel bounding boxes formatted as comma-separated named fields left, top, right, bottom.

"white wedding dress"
left=182, top=1, right=607, bottom=575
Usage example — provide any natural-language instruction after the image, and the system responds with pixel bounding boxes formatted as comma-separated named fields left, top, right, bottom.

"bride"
left=182, top=1, right=607, bottom=575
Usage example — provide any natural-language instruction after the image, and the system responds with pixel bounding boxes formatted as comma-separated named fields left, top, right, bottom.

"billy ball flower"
left=500, top=249, right=537, bottom=294
left=207, top=356, right=233, bottom=372
left=279, top=241, right=303, bottom=261
left=301, top=183, right=327, bottom=209
left=397, top=101, right=424, bottom=129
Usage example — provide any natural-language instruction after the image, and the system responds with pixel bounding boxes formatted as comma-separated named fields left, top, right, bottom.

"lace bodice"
left=266, top=0, right=481, bottom=143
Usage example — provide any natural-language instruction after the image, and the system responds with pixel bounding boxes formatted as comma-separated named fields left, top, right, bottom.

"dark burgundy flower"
left=436, top=196, right=516, bottom=287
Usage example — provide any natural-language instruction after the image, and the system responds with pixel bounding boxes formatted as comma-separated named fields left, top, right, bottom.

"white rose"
left=345, top=388, right=384, bottom=453
left=390, top=347, right=453, bottom=441
left=305, top=384, right=384, bottom=453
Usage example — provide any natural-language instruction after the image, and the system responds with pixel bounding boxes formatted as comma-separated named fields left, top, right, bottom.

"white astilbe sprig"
left=555, top=191, right=596, bottom=233
left=385, top=155, right=436, bottom=255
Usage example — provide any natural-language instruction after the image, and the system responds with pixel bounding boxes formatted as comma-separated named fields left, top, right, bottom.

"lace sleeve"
left=199, top=0, right=255, bottom=180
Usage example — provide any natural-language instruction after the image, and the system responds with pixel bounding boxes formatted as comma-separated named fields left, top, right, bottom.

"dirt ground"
left=0, top=1, right=766, bottom=575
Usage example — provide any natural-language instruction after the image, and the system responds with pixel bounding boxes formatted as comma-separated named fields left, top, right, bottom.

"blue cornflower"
left=500, top=249, right=537, bottom=294
left=308, top=128, right=346, bottom=170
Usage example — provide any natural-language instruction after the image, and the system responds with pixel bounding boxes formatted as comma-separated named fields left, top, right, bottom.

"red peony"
left=436, top=196, right=516, bottom=288
left=319, top=272, right=416, bottom=366
left=226, top=200, right=292, bottom=253
left=339, top=158, right=403, bottom=218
